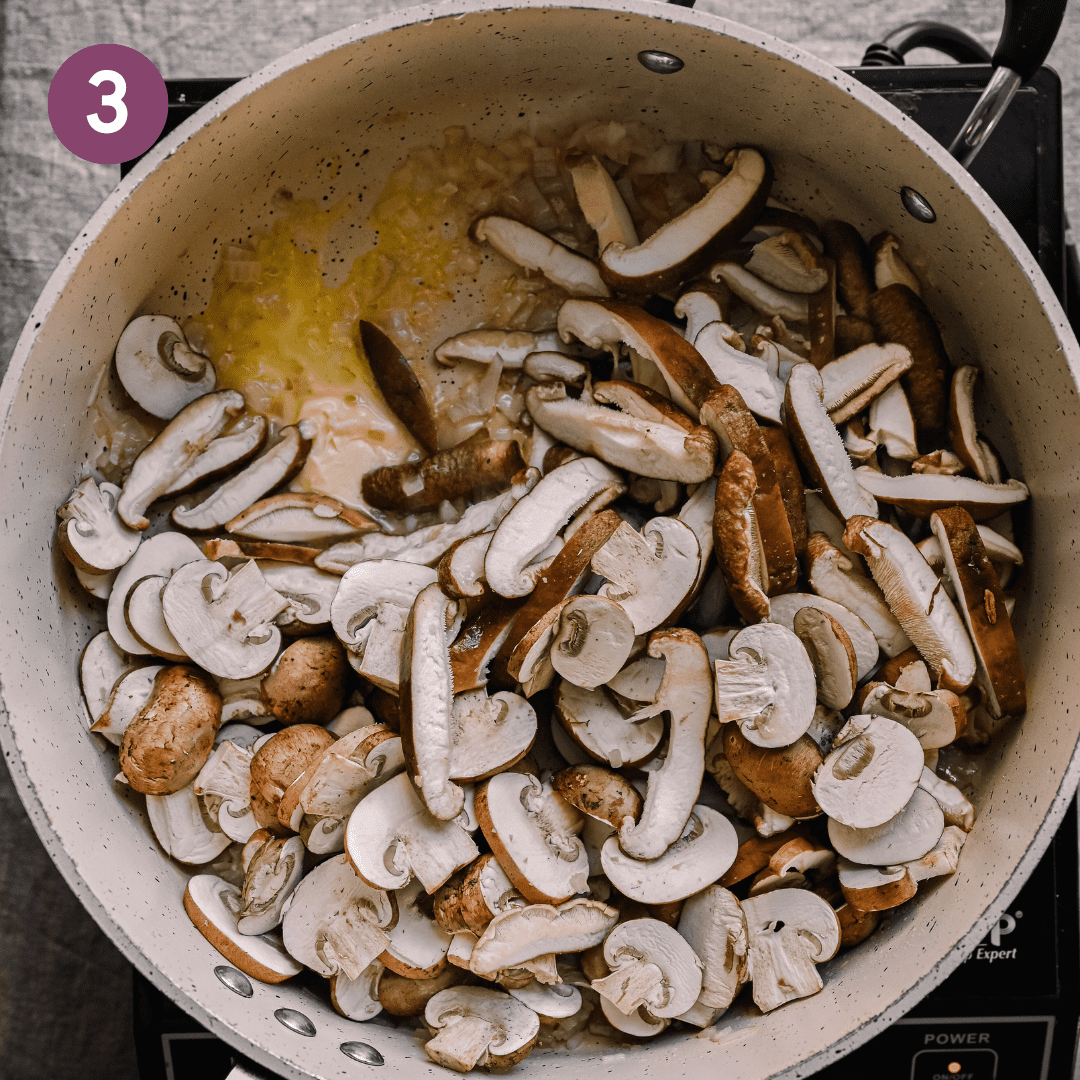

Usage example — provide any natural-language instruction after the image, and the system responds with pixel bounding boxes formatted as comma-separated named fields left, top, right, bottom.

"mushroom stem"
left=425, top=1015, right=498, bottom=1073
left=317, top=907, right=391, bottom=981
left=592, top=958, right=666, bottom=1014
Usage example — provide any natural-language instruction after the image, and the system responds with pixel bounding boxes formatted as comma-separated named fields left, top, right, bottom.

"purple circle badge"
left=48, top=44, right=168, bottom=165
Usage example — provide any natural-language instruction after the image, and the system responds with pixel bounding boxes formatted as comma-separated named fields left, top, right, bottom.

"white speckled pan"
left=2, top=2, right=1079, bottom=1077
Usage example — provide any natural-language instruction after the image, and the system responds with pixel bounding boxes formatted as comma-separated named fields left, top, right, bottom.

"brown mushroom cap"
left=821, top=220, right=874, bottom=321
left=722, top=723, right=823, bottom=818
left=713, top=450, right=769, bottom=624
left=551, top=764, right=643, bottom=828
left=261, top=636, right=350, bottom=725
left=249, top=723, right=336, bottom=817
left=379, top=964, right=467, bottom=1017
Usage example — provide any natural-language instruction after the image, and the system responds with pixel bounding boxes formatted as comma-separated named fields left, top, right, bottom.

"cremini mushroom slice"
left=226, top=492, right=378, bottom=544
left=118, top=665, right=222, bottom=794
left=203, top=537, right=320, bottom=566
left=821, top=220, right=874, bottom=320
left=548, top=595, right=636, bottom=690
left=162, top=560, right=290, bottom=680
left=451, top=597, right=527, bottom=694
left=379, top=964, right=468, bottom=1017
left=852, top=468, right=1029, bottom=522
left=813, top=714, right=925, bottom=828
left=183, top=874, right=302, bottom=984
left=470, top=899, right=618, bottom=980
left=551, top=764, right=643, bottom=830
left=930, top=505, right=1026, bottom=719
left=745, top=229, right=828, bottom=294
left=557, top=298, right=719, bottom=419
left=674, top=287, right=727, bottom=345
left=748, top=835, right=835, bottom=895
left=217, top=674, right=275, bottom=726
left=693, top=322, right=785, bottom=422
left=767, top=591, right=879, bottom=683
left=870, top=232, right=922, bottom=294
left=170, top=421, right=314, bottom=532
left=590, top=516, right=699, bottom=634
left=858, top=680, right=966, bottom=749
left=400, top=582, right=465, bottom=821
left=867, top=380, right=919, bottom=461
left=145, top=782, right=232, bottom=864
left=590, top=917, right=703, bottom=1018
left=741, top=889, right=840, bottom=1013
left=601, top=805, right=739, bottom=904
left=714, top=622, right=817, bottom=749
left=117, top=389, right=246, bottom=530
left=73, top=564, right=118, bottom=600
left=80, top=631, right=146, bottom=730
left=709, top=262, right=808, bottom=323
left=820, top=343, right=912, bottom=425
left=905, top=824, right=968, bottom=883
left=475, top=771, right=589, bottom=905
left=256, top=562, right=339, bottom=634
left=948, top=365, right=1000, bottom=482
left=485, top=457, right=624, bottom=597
left=722, top=723, right=823, bottom=818
left=448, top=690, right=537, bottom=782
left=599, top=148, right=771, bottom=295
left=525, top=379, right=718, bottom=483
left=521, top=350, right=589, bottom=386
left=554, top=680, right=665, bottom=769
left=836, top=858, right=916, bottom=912
left=676, top=884, right=748, bottom=1024
left=598, top=993, right=669, bottom=1038
left=163, top=415, right=268, bottom=497
left=331, top=961, right=385, bottom=1023
left=438, top=532, right=495, bottom=600
left=571, top=154, right=639, bottom=252
left=107, top=531, right=205, bottom=656
left=472, top=214, right=609, bottom=297
left=249, top=723, right=336, bottom=826
left=918, top=766, right=975, bottom=831
left=56, top=478, right=141, bottom=574
left=434, top=328, right=565, bottom=368
left=433, top=853, right=527, bottom=935
left=784, top=364, right=877, bottom=521
left=195, top=737, right=258, bottom=842
left=345, top=772, right=479, bottom=893
left=381, top=878, right=454, bottom=978
left=617, top=629, right=711, bottom=859
left=794, top=606, right=858, bottom=710
left=114, top=315, right=217, bottom=419
left=827, top=785, right=945, bottom=865
left=761, top=424, right=808, bottom=557
left=236, top=834, right=305, bottom=935
left=124, top=576, right=189, bottom=661
left=447, top=930, right=478, bottom=970
left=843, top=418, right=878, bottom=462
left=716, top=826, right=812, bottom=888
left=844, top=515, right=977, bottom=692
left=507, top=979, right=582, bottom=1022
left=423, top=985, right=541, bottom=1073
left=713, top=450, right=770, bottom=624
left=91, top=663, right=166, bottom=744
left=281, top=853, right=395, bottom=980
left=362, top=432, right=526, bottom=513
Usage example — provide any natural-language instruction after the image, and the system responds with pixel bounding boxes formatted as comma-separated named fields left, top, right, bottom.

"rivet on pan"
left=275, top=1008, right=316, bottom=1037
left=900, top=186, right=937, bottom=224
left=638, top=50, right=684, bottom=74
left=214, top=965, right=253, bottom=998
left=341, top=1041, right=385, bottom=1066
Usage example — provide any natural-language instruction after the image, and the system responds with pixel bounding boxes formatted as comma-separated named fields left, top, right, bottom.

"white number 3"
left=86, top=69, right=128, bottom=134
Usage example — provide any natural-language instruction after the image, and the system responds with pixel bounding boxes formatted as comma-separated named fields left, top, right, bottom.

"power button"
left=911, top=1047, right=998, bottom=1079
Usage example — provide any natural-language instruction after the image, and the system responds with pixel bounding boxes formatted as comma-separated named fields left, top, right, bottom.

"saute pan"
left=2, top=2, right=1079, bottom=1077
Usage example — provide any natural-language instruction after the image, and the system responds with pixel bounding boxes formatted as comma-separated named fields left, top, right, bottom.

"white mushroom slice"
left=745, top=230, right=828, bottom=294
left=74, top=564, right=118, bottom=600
left=56, top=478, right=141, bottom=573
left=767, top=592, right=879, bottom=683
left=424, top=986, right=540, bottom=1073
left=107, top=531, right=205, bottom=656
left=80, top=631, right=144, bottom=727
left=917, top=526, right=1023, bottom=571
left=281, top=853, right=395, bottom=980
left=571, top=155, right=639, bottom=252
left=591, top=517, right=699, bottom=634
left=439, top=533, right=494, bottom=599
left=301, top=816, right=347, bottom=855
left=146, top=782, right=232, bottom=864
left=713, top=622, right=816, bottom=749
left=867, top=380, right=919, bottom=461
left=114, top=315, right=217, bottom=419
left=470, top=900, right=618, bottom=978
left=331, top=961, right=384, bottom=1023
left=871, top=233, right=922, bottom=295
left=449, top=690, right=537, bottom=782
left=162, top=415, right=268, bottom=496
left=195, top=738, right=258, bottom=842
left=473, top=215, right=609, bottom=297
left=813, top=714, right=925, bottom=829
left=600, top=148, right=771, bottom=295
left=184, top=874, right=302, bottom=984
left=859, top=682, right=965, bottom=749
left=548, top=595, right=635, bottom=690
left=124, top=575, right=188, bottom=661
left=918, top=766, right=975, bottom=831
left=598, top=994, right=669, bottom=1038
left=162, top=560, right=289, bottom=680
left=257, top=562, right=339, bottom=632
left=843, top=419, right=878, bottom=462
left=525, top=381, right=717, bottom=483
left=381, top=878, right=453, bottom=978
left=605, top=654, right=665, bottom=717
left=325, top=705, right=375, bottom=738
left=435, top=328, right=565, bottom=367
left=694, top=322, right=784, bottom=423
left=794, top=607, right=857, bottom=710
left=521, top=350, right=589, bottom=387
left=90, top=664, right=166, bottom=744
left=905, top=824, right=967, bottom=883
left=852, top=469, right=1029, bottom=522
left=554, top=681, right=664, bottom=768
left=591, top=918, right=702, bottom=1018
left=602, top=806, right=739, bottom=904
left=806, top=532, right=911, bottom=657
left=346, top=772, right=479, bottom=893
left=172, top=421, right=314, bottom=532
left=485, top=458, right=624, bottom=597
left=331, top=560, right=437, bottom=659
left=844, top=515, right=976, bottom=692
left=237, top=835, right=305, bottom=935
left=448, top=931, right=478, bottom=969
left=475, top=772, right=589, bottom=905
left=836, top=858, right=916, bottom=912
left=618, top=629, right=711, bottom=859
left=820, top=343, right=912, bottom=425
left=676, top=885, right=748, bottom=1017
left=741, top=890, right=840, bottom=1013
left=827, top=785, right=945, bottom=865
left=674, top=288, right=725, bottom=345
left=804, top=490, right=862, bottom=567
left=784, top=365, right=877, bottom=521
left=400, top=582, right=464, bottom=821
left=948, top=366, right=999, bottom=483
left=118, top=389, right=246, bottom=530
left=507, top=980, right=581, bottom=1020
left=216, top=675, right=274, bottom=725
left=226, top=492, right=377, bottom=543
left=710, top=262, right=808, bottom=322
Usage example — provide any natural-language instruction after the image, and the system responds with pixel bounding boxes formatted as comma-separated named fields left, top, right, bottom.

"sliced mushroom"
left=236, top=834, right=305, bottom=934
left=858, top=681, right=966, bottom=749
left=836, top=858, right=916, bottom=912
left=709, top=262, right=808, bottom=323
left=80, top=631, right=145, bottom=728
left=56, top=478, right=141, bottom=574
left=183, top=874, right=302, bottom=983
left=547, top=595, right=636, bottom=690
left=114, top=315, right=217, bottom=419
left=331, top=961, right=385, bottom=1023
left=163, top=415, right=269, bottom=496
left=746, top=229, right=828, bottom=294
left=553, top=680, right=665, bottom=769
left=844, top=515, right=977, bottom=692
left=600, top=148, right=772, bottom=295
left=249, top=723, right=337, bottom=826
left=195, top=738, right=258, bottom=842
left=676, top=885, right=748, bottom=1021
left=571, top=155, right=639, bottom=252
left=451, top=596, right=527, bottom=694
left=693, top=322, right=784, bottom=422
left=145, top=782, right=232, bottom=864
left=551, top=764, right=643, bottom=829
left=258, top=563, right=339, bottom=634
left=124, top=575, right=189, bottom=661
left=217, top=674, right=275, bottom=725
left=433, top=853, right=527, bottom=935
left=918, top=766, right=975, bottom=831
left=868, top=380, right=919, bottom=461
left=870, top=232, right=922, bottom=294
left=472, top=215, right=609, bottom=297
left=90, top=663, right=165, bottom=744
left=448, top=690, right=537, bottom=782
left=226, top=492, right=378, bottom=543
left=794, top=606, right=858, bottom=710
left=598, top=993, right=669, bottom=1038
left=821, top=220, right=874, bottom=320
left=713, top=622, right=816, bottom=748
left=767, top=592, right=879, bottom=683
left=712, top=450, right=769, bottom=624
left=381, top=877, right=453, bottom=978
left=820, top=343, right=912, bottom=424
left=202, top=537, right=319, bottom=566
left=423, top=985, right=540, bottom=1073
left=674, top=287, right=726, bottom=345
left=73, top=564, right=118, bottom=600
left=379, top=964, right=468, bottom=1017
left=722, top=723, right=823, bottom=818
left=827, top=785, right=945, bottom=865
left=905, top=824, right=967, bottom=883
left=748, top=835, right=835, bottom=895
left=853, top=468, right=1028, bottom=522
left=435, top=328, right=565, bottom=368
left=947, top=365, right=999, bottom=482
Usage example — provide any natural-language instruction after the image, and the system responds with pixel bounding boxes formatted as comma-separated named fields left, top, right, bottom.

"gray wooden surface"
left=1, top=1, right=1078, bottom=1077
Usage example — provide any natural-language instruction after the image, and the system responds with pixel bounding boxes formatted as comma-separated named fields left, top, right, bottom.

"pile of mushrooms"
left=61, top=134, right=1029, bottom=1074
